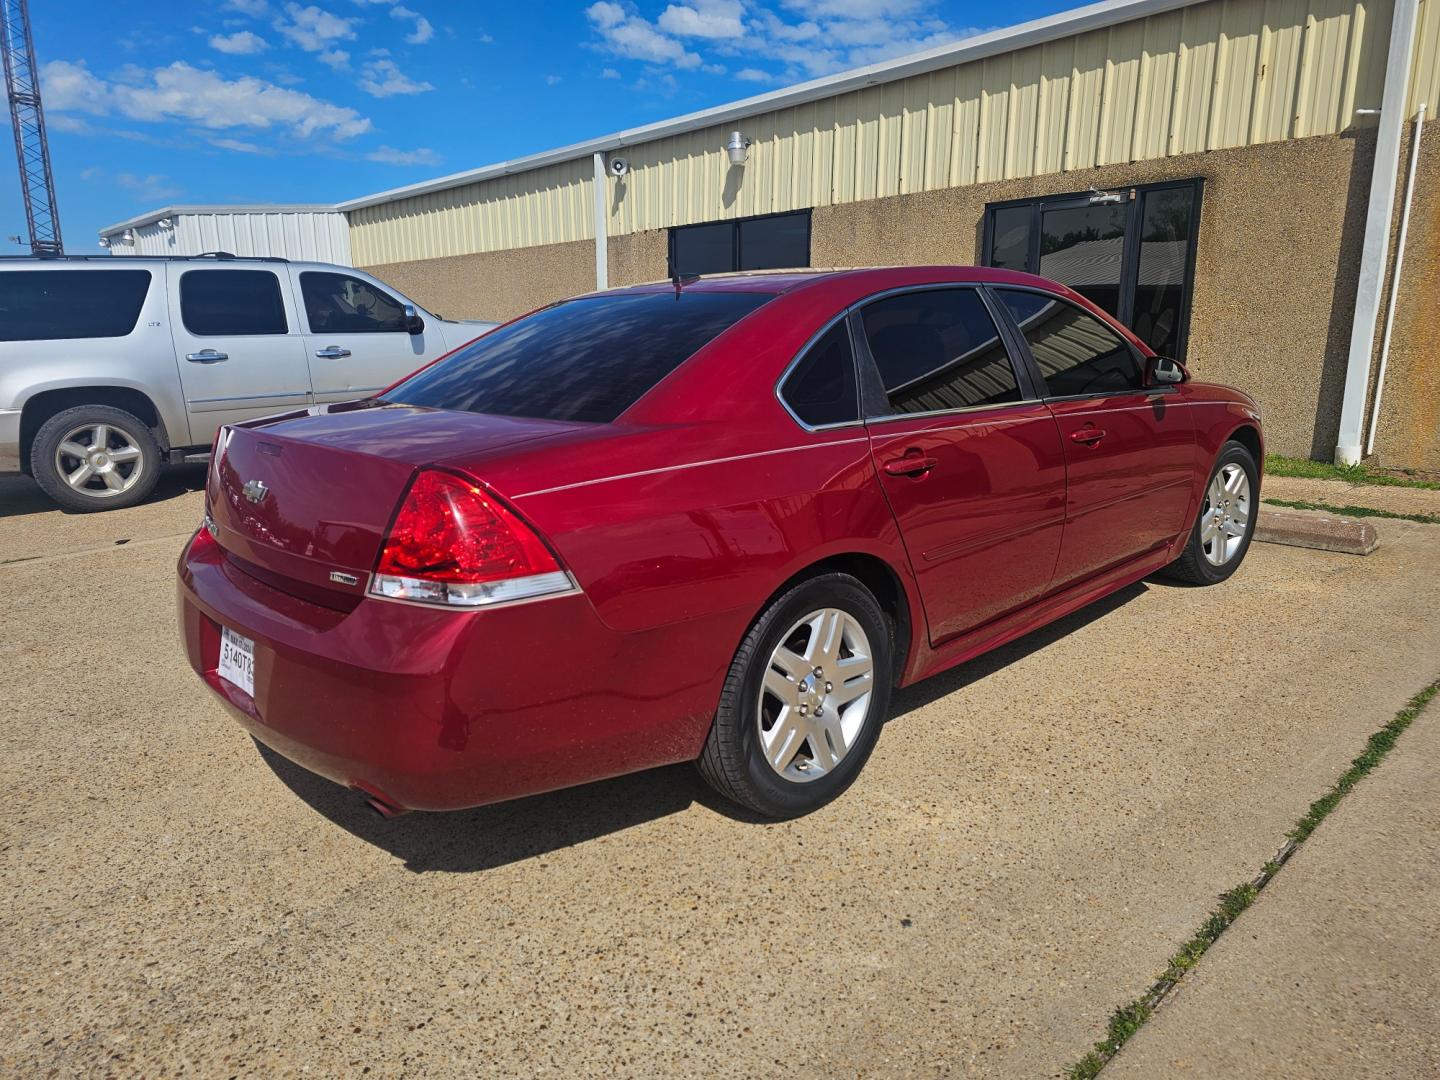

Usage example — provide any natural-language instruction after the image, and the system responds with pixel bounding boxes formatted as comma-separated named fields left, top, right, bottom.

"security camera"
left=609, top=156, right=629, bottom=178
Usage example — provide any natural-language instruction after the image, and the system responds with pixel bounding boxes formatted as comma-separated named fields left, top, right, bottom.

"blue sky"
left=4, top=0, right=1078, bottom=252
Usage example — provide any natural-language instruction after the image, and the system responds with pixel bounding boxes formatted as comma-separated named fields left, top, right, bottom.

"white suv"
left=0, top=254, right=494, bottom=511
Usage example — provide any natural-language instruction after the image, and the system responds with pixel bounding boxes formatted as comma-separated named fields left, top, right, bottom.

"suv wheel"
left=31, top=405, right=163, bottom=512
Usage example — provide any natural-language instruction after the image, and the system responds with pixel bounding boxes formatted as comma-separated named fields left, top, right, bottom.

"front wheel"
left=31, top=405, right=163, bottom=513
left=698, top=573, right=894, bottom=818
left=1162, top=439, right=1259, bottom=585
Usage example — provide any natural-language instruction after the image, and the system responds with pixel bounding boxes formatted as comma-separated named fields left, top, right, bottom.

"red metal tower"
left=2, top=0, right=62, bottom=255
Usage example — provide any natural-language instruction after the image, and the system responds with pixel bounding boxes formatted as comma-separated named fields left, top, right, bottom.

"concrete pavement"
left=2, top=477, right=1438, bottom=1077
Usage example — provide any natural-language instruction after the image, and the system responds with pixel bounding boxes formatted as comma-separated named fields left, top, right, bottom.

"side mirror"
left=1146, top=355, right=1188, bottom=386
left=403, top=304, right=425, bottom=336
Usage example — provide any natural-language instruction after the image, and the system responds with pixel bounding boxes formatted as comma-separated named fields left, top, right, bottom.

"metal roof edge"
left=98, top=204, right=343, bottom=236
left=335, top=0, right=1200, bottom=213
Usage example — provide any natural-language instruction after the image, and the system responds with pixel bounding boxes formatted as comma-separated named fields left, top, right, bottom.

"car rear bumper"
left=0, top=409, right=22, bottom=474
left=177, top=530, right=728, bottom=812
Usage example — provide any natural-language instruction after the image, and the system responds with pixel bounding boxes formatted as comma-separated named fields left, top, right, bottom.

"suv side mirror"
left=403, top=304, right=425, bottom=336
left=1146, top=355, right=1188, bottom=386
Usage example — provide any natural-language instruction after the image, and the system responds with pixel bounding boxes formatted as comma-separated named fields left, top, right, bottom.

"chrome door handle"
left=314, top=346, right=352, bottom=359
left=185, top=350, right=228, bottom=363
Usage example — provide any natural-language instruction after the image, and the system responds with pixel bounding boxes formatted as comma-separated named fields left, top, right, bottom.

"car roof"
left=599, top=265, right=1061, bottom=298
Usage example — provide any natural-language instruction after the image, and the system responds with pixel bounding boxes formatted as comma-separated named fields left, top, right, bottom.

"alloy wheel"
left=1200, top=462, right=1251, bottom=566
left=757, top=607, right=875, bottom=782
left=53, top=422, right=145, bottom=499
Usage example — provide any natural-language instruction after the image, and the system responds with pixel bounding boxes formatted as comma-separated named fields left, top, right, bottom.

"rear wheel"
left=1162, top=439, right=1258, bottom=585
left=698, top=573, right=893, bottom=818
left=31, top=405, right=162, bottom=512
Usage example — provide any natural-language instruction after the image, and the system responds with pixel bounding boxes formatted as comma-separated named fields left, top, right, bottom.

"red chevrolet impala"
left=178, top=267, right=1262, bottom=818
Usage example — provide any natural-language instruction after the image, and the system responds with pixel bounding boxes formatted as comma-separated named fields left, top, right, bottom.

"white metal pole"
left=592, top=152, right=608, bottom=292
left=1365, top=103, right=1425, bottom=458
left=1333, top=0, right=1421, bottom=465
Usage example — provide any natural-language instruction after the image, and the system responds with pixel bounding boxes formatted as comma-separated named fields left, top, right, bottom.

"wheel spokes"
left=761, top=706, right=804, bottom=770
left=66, top=464, right=94, bottom=489
left=89, top=424, right=110, bottom=452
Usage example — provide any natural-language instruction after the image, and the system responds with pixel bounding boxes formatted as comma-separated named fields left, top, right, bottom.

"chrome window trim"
left=772, top=306, right=865, bottom=433
left=862, top=398, right=1044, bottom=426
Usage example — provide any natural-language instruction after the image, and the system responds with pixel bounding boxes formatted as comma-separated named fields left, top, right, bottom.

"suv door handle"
left=314, top=346, right=352, bottom=359
left=185, top=350, right=228, bottom=363
left=1070, top=427, right=1107, bottom=445
left=883, top=452, right=938, bottom=477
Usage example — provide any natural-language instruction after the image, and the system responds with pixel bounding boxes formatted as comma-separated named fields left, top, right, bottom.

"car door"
left=169, top=264, right=312, bottom=444
left=859, top=286, right=1067, bottom=644
left=292, top=268, right=444, bottom=404
left=992, top=287, right=1196, bottom=590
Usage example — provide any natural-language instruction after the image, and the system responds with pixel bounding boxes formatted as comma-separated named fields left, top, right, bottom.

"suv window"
left=384, top=291, right=772, bottom=423
left=180, top=269, right=288, bottom=336
left=996, top=289, right=1143, bottom=396
left=860, top=288, right=1020, bottom=415
left=0, top=270, right=151, bottom=341
left=300, top=271, right=408, bottom=333
left=779, top=320, right=858, bottom=428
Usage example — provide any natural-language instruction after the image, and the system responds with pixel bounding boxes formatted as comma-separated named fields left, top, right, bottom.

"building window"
left=669, top=210, right=811, bottom=277
left=982, top=179, right=1202, bottom=360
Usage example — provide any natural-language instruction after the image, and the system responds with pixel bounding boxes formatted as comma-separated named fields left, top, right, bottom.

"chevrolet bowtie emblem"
left=241, top=479, right=269, bottom=504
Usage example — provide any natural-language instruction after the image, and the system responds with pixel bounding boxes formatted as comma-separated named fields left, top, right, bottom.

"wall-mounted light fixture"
left=122, top=229, right=134, bottom=242
left=725, top=130, right=752, bottom=166
left=97, top=236, right=110, bottom=248
left=157, top=217, right=173, bottom=230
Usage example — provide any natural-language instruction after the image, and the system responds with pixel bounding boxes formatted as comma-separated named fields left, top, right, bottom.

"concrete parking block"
left=1255, top=507, right=1380, bottom=554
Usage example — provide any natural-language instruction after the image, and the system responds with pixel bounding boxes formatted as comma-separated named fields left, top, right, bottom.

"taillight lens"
left=370, top=469, right=575, bottom=608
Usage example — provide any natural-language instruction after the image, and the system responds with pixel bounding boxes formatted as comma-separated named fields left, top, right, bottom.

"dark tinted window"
left=385, top=291, right=772, bottom=423
left=180, top=269, right=288, bottom=336
left=672, top=223, right=734, bottom=276
left=997, top=289, right=1143, bottom=396
left=0, top=270, right=151, bottom=341
left=860, top=288, right=1020, bottom=415
left=780, top=320, right=858, bottom=427
left=300, top=271, right=407, bottom=333
left=1132, top=187, right=1196, bottom=357
left=670, top=211, right=810, bottom=276
left=988, top=205, right=1032, bottom=271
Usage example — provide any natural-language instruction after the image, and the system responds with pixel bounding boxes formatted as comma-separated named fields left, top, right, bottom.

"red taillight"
left=371, top=469, right=575, bottom=608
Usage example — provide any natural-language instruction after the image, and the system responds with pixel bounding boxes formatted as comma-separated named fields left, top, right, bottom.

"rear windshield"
left=0, top=269, right=152, bottom=341
left=383, top=290, right=772, bottom=423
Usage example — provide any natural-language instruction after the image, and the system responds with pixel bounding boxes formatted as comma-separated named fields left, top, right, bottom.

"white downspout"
left=592, top=152, right=609, bottom=292
left=1365, top=103, right=1426, bottom=457
left=1334, top=0, right=1421, bottom=466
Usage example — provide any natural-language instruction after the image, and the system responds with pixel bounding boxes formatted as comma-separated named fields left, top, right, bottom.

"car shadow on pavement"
left=0, top=465, right=208, bottom=519
left=257, top=580, right=1150, bottom=874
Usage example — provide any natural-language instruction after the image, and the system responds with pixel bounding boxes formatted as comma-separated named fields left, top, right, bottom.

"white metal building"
left=98, top=205, right=351, bottom=264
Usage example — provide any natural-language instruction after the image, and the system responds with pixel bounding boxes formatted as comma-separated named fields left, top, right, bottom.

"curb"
left=1253, top=508, right=1379, bottom=555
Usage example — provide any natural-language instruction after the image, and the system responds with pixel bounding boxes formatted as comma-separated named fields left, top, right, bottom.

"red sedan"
left=178, top=267, right=1262, bottom=819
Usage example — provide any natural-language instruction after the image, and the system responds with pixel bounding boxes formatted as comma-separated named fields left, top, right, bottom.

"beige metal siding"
left=350, top=0, right=1437, bottom=262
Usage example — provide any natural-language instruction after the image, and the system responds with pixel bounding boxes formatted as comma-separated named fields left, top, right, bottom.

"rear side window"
left=300, top=271, right=408, bottom=333
left=996, top=289, right=1143, bottom=396
left=0, top=270, right=151, bottom=341
left=384, top=291, right=772, bottom=423
left=860, top=288, right=1021, bottom=415
left=180, top=269, right=288, bottom=336
left=780, top=320, right=858, bottom=428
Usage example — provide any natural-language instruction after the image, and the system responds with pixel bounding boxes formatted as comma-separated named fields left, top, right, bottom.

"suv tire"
left=31, top=405, right=163, bottom=513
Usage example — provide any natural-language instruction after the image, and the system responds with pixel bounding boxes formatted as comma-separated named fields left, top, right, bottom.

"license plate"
left=218, top=625, right=256, bottom=697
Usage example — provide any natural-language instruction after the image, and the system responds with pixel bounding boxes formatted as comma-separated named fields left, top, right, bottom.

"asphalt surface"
left=3, top=470, right=1439, bottom=1078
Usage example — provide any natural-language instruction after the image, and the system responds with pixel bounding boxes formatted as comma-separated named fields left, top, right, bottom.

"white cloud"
left=585, top=2, right=701, bottom=68
left=226, top=0, right=269, bottom=15
left=116, top=171, right=184, bottom=201
left=358, top=57, right=434, bottom=97
left=209, top=30, right=269, bottom=54
left=545, top=73, right=562, bottom=85
left=41, top=59, right=373, bottom=140
left=211, top=136, right=269, bottom=153
left=274, top=3, right=357, bottom=52
left=600, top=66, right=620, bottom=79
left=319, top=48, right=350, bottom=68
left=734, top=67, right=774, bottom=81
left=390, top=5, right=434, bottom=44
left=367, top=144, right=440, bottom=165
left=657, top=0, right=744, bottom=39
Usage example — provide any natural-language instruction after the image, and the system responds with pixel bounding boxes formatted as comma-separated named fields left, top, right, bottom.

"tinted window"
left=997, top=289, right=1143, bottom=396
left=670, top=211, right=811, bottom=277
left=1132, top=187, right=1195, bottom=357
left=860, top=288, right=1020, bottom=415
left=180, top=269, right=288, bottom=336
left=0, top=270, right=151, bottom=341
left=672, top=223, right=734, bottom=276
left=301, top=271, right=407, bottom=333
left=988, top=205, right=1032, bottom=271
left=780, top=320, right=858, bottom=427
left=385, top=291, right=772, bottom=423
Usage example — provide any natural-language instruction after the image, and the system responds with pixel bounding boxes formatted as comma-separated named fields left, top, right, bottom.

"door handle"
left=185, top=350, right=228, bottom=363
left=883, top=452, right=938, bottom=477
left=1070, top=427, right=1107, bottom=445
left=314, top=346, right=352, bottom=359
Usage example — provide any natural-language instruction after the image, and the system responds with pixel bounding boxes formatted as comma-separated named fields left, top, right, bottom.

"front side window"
left=860, top=288, right=1020, bottom=416
left=0, top=270, right=151, bottom=342
left=996, top=289, right=1143, bottom=397
left=300, top=271, right=408, bottom=333
left=384, top=290, right=772, bottom=423
left=180, top=270, right=288, bottom=336
left=779, top=320, right=858, bottom=428
left=670, top=211, right=811, bottom=277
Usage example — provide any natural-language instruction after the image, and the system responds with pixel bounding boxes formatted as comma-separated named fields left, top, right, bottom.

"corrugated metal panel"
left=113, top=211, right=351, bottom=262
left=351, top=0, right=1439, bottom=260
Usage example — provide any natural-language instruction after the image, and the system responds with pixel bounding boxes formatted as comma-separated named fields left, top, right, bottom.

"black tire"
left=31, top=405, right=163, bottom=513
left=1161, top=439, right=1259, bottom=585
left=698, top=572, right=894, bottom=818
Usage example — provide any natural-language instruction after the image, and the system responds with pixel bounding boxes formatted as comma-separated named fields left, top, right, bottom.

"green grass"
left=1263, top=497, right=1440, bottom=525
left=1064, top=677, right=1440, bottom=1078
left=1265, top=455, right=1440, bottom=490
